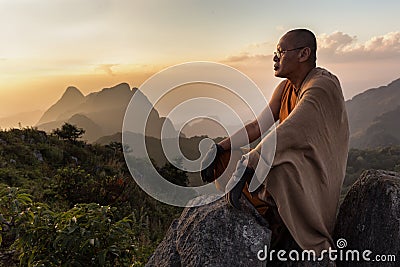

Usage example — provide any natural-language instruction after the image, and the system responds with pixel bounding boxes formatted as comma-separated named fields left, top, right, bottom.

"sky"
left=1, top=0, right=399, bottom=121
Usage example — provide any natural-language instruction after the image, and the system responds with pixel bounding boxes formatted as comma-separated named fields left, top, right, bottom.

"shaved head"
left=285, top=29, right=317, bottom=63
left=274, top=28, right=318, bottom=81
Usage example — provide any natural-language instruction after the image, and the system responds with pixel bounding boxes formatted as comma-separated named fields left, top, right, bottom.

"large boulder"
left=147, top=169, right=400, bottom=266
left=146, top=195, right=271, bottom=267
left=334, top=170, right=400, bottom=266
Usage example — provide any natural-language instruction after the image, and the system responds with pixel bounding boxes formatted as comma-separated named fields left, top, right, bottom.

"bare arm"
left=218, top=80, right=286, bottom=150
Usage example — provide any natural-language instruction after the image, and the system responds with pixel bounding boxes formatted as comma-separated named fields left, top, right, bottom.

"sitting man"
left=201, top=29, right=349, bottom=262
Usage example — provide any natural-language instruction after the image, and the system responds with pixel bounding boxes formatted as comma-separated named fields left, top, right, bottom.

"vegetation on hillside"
left=0, top=124, right=399, bottom=265
left=0, top=125, right=186, bottom=266
left=341, top=146, right=400, bottom=202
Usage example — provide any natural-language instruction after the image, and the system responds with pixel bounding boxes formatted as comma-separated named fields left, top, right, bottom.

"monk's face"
left=273, top=33, right=301, bottom=78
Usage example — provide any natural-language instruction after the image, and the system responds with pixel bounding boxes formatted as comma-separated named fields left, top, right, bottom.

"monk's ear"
left=298, top=47, right=311, bottom=62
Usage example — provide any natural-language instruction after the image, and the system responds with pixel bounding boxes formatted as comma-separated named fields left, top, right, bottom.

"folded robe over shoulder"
left=250, top=67, right=349, bottom=253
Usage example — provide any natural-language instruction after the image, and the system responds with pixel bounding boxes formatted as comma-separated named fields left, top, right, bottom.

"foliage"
left=53, top=123, right=85, bottom=142
left=0, top=185, right=33, bottom=250
left=158, top=160, right=189, bottom=187
left=0, top=127, right=184, bottom=266
left=341, top=145, right=400, bottom=201
left=49, top=166, right=126, bottom=207
left=4, top=126, right=398, bottom=265
left=13, top=203, right=140, bottom=267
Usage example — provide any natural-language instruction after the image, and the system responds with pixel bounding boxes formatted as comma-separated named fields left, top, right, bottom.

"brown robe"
left=246, top=79, right=300, bottom=249
left=251, top=67, right=349, bottom=253
left=214, top=68, right=348, bottom=254
left=215, top=80, right=301, bottom=249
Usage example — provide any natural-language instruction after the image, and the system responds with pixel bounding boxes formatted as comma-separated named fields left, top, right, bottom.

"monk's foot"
left=225, top=167, right=254, bottom=210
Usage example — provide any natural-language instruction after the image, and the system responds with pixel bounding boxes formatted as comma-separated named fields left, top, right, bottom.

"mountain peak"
left=346, top=76, right=400, bottom=149
left=36, top=86, right=85, bottom=125
left=388, top=78, right=400, bottom=88
left=62, top=86, right=84, bottom=99
left=86, top=83, right=134, bottom=103
left=100, top=83, right=131, bottom=93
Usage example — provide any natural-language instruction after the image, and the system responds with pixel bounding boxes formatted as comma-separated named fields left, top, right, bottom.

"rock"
left=146, top=195, right=271, bottom=267
left=147, top=169, right=400, bottom=267
left=334, top=170, right=400, bottom=266
left=71, top=156, right=78, bottom=164
left=33, top=150, right=43, bottom=161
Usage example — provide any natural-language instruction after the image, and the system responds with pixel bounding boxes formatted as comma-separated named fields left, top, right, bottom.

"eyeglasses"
left=274, top=46, right=306, bottom=59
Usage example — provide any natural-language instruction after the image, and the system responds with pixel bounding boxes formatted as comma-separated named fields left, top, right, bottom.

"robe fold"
left=251, top=67, right=349, bottom=253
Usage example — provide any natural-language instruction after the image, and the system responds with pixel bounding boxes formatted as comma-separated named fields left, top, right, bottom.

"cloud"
left=221, top=31, right=400, bottom=66
left=364, top=32, right=400, bottom=52
left=95, top=64, right=118, bottom=76
left=317, top=31, right=400, bottom=62
left=318, top=32, right=357, bottom=52
left=217, top=31, right=400, bottom=99
left=220, top=53, right=271, bottom=66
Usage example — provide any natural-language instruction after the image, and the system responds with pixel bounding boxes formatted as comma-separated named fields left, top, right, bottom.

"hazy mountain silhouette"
left=0, top=110, right=43, bottom=129
left=35, top=77, right=400, bottom=147
left=96, top=131, right=214, bottom=164
left=179, top=118, right=230, bottom=138
left=36, top=83, right=177, bottom=142
left=177, top=77, right=400, bottom=148
left=38, top=114, right=103, bottom=143
left=37, top=86, right=85, bottom=125
left=178, top=116, right=254, bottom=139
left=350, top=105, right=400, bottom=148
left=346, top=78, right=400, bottom=148
left=96, top=131, right=224, bottom=186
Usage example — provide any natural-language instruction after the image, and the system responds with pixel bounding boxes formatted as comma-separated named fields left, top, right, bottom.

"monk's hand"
left=200, top=143, right=224, bottom=183
left=225, top=157, right=255, bottom=210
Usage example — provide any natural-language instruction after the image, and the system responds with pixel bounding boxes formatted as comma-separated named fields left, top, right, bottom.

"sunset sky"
left=1, top=0, right=399, bottom=122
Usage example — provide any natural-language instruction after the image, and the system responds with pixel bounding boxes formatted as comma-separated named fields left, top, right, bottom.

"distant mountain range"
left=346, top=78, right=400, bottom=149
left=36, top=83, right=177, bottom=142
left=180, top=77, right=400, bottom=149
left=0, top=110, right=43, bottom=129
left=33, top=77, right=400, bottom=149
left=179, top=118, right=239, bottom=139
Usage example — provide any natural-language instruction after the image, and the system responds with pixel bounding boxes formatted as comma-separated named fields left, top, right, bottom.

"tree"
left=158, top=159, right=188, bottom=187
left=53, top=123, right=85, bottom=142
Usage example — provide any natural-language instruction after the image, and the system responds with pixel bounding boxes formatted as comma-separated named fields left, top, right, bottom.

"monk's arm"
left=218, top=80, right=286, bottom=150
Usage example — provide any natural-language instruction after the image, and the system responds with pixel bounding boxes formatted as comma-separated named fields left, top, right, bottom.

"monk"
left=201, top=29, right=349, bottom=264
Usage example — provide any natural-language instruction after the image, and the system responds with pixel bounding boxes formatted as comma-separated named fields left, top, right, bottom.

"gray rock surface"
left=334, top=170, right=400, bottom=266
left=147, top=169, right=400, bottom=267
left=146, top=195, right=271, bottom=267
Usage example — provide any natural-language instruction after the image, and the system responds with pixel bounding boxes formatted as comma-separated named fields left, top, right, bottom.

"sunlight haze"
left=1, top=0, right=399, bottom=127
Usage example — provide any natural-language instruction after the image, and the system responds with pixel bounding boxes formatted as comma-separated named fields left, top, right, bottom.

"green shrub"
left=13, top=203, right=147, bottom=266
left=0, top=184, right=33, bottom=249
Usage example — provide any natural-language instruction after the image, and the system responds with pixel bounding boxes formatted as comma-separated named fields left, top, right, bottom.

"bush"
left=53, top=123, right=85, bottom=142
left=13, top=203, right=148, bottom=266
left=0, top=184, right=33, bottom=250
left=0, top=128, right=185, bottom=266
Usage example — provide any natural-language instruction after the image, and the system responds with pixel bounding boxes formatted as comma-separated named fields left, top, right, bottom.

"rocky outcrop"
left=146, top=195, right=271, bottom=267
left=334, top=170, right=400, bottom=266
left=147, top=170, right=400, bottom=266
